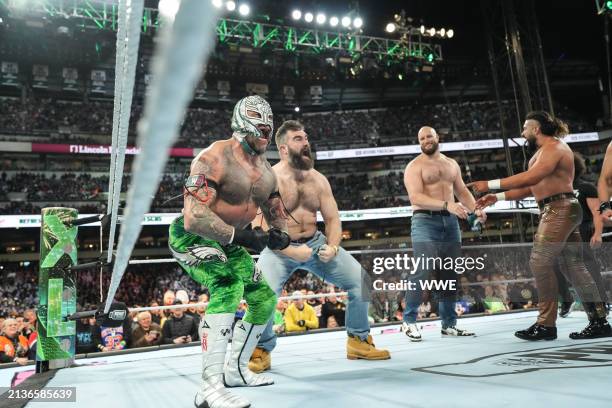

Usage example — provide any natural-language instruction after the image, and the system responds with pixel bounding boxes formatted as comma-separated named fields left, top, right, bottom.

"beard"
left=421, top=141, right=439, bottom=156
left=288, top=146, right=314, bottom=170
left=244, top=134, right=267, bottom=155
left=525, top=134, right=538, bottom=153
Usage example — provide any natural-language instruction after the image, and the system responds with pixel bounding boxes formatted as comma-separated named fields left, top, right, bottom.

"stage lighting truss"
left=2, top=0, right=442, bottom=63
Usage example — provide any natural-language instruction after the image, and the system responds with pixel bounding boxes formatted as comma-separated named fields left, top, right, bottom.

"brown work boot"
left=346, top=334, right=391, bottom=360
left=248, top=347, right=271, bottom=373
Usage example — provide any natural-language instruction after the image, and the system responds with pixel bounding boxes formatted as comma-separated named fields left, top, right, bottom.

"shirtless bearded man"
left=248, top=120, right=390, bottom=374
left=470, top=111, right=611, bottom=341
left=402, top=126, right=485, bottom=341
left=168, top=96, right=311, bottom=408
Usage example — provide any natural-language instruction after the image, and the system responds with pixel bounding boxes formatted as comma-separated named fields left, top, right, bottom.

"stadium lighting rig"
left=291, top=8, right=363, bottom=31
left=211, top=0, right=250, bottom=16
left=385, top=10, right=454, bottom=39
left=0, top=0, right=442, bottom=65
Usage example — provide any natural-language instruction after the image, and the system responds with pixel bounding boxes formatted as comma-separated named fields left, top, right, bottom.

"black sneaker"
left=559, top=302, right=574, bottom=318
left=515, top=324, right=557, bottom=341
left=569, top=318, right=612, bottom=340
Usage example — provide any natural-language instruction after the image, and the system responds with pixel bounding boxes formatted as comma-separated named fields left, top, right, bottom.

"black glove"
left=297, top=319, right=306, bottom=327
left=267, top=228, right=290, bottom=250
left=232, top=227, right=269, bottom=252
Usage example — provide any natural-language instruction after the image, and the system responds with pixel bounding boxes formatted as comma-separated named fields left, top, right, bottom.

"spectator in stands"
left=93, top=312, right=132, bottom=352
left=163, top=290, right=175, bottom=307
left=369, top=291, right=399, bottom=323
left=417, top=300, right=437, bottom=320
left=22, top=309, right=37, bottom=337
left=483, top=286, right=508, bottom=314
left=306, top=290, right=322, bottom=322
left=162, top=300, right=198, bottom=344
left=0, top=318, right=29, bottom=365
left=196, top=293, right=209, bottom=320
left=161, top=290, right=176, bottom=325
left=130, top=311, right=163, bottom=348
left=327, top=316, right=339, bottom=328
left=187, top=301, right=201, bottom=329
left=76, top=317, right=97, bottom=354
left=320, top=292, right=346, bottom=328
left=272, top=300, right=286, bottom=334
left=175, top=289, right=189, bottom=305
left=149, top=301, right=163, bottom=325
left=284, top=291, right=319, bottom=333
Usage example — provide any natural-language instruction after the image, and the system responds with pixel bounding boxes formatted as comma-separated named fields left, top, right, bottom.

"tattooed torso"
left=183, top=139, right=278, bottom=242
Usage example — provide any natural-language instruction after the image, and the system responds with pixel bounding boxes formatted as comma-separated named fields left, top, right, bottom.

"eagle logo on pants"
left=170, top=245, right=228, bottom=266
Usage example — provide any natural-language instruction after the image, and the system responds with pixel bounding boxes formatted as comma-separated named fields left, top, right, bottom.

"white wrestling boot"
left=194, top=313, right=251, bottom=408
left=224, top=320, right=274, bottom=387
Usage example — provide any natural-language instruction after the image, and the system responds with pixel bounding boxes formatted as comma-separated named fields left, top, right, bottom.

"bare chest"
left=421, top=161, right=456, bottom=185
left=219, top=162, right=275, bottom=206
left=528, top=151, right=541, bottom=169
left=279, top=177, right=320, bottom=212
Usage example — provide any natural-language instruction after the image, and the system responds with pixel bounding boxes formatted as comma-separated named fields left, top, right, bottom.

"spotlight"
left=226, top=1, right=236, bottom=11
left=304, top=12, right=314, bottom=23
left=159, top=0, right=180, bottom=20
left=420, top=25, right=425, bottom=34
left=316, top=13, right=326, bottom=25
left=212, top=0, right=223, bottom=8
left=341, top=16, right=351, bottom=27
left=446, top=29, right=454, bottom=38
left=439, top=28, right=446, bottom=38
left=386, top=22, right=396, bottom=33
left=292, top=9, right=302, bottom=20
left=427, top=27, right=436, bottom=36
left=330, top=16, right=339, bottom=27
left=238, top=3, right=249, bottom=16
left=294, top=106, right=300, bottom=112
left=353, top=17, right=363, bottom=28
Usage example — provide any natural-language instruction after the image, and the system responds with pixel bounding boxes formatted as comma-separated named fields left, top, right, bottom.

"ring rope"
left=106, top=0, right=144, bottom=265
left=104, top=0, right=220, bottom=313
left=107, top=0, right=128, bottom=216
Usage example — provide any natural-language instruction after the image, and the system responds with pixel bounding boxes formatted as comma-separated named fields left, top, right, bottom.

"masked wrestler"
left=169, top=96, right=312, bottom=408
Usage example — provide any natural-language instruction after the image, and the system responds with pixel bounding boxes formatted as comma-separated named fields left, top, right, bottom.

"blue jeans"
left=403, top=213, right=461, bottom=329
left=256, top=231, right=370, bottom=351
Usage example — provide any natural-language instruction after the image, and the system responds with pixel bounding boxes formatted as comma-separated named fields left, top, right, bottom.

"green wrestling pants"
left=168, top=216, right=276, bottom=325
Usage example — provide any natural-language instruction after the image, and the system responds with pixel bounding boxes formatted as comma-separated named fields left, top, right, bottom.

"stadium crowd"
left=0, top=97, right=594, bottom=149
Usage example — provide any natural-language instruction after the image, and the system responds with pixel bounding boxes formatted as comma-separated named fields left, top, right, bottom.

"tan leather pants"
left=530, top=198, right=606, bottom=327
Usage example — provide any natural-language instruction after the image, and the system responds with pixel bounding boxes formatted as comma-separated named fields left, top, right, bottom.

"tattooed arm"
left=260, top=182, right=289, bottom=232
left=182, top=153, right=235, bottom=244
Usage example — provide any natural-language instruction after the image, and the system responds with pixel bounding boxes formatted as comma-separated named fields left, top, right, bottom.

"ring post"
left=36, top=207, right=78, bottom=373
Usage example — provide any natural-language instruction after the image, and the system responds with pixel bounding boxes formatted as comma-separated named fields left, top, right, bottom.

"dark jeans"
left=403, top=213, right=461, bottom=329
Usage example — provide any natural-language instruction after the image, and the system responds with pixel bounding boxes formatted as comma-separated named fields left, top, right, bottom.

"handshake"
left=233, top=227, right=290, bottom=252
